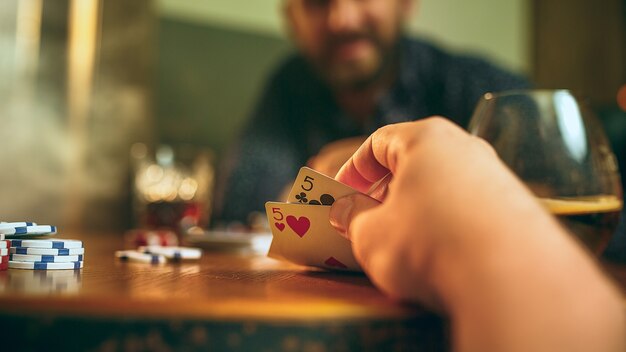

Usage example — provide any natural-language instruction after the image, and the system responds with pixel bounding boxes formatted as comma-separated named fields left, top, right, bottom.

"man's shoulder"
left=403, top=37, right=511, bottom=75
left=403, top=37, right=447, bottom=56
left=401, top=36, right=529, bottom=88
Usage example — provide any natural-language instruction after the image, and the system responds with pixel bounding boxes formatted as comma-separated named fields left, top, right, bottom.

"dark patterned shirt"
left=604, top=208, right=626, bottom=261
left=215, top=37, right=530, bottom=223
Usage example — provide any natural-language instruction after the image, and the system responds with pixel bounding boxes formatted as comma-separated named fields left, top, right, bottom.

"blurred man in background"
left=215, top=0, right=529, bottom=223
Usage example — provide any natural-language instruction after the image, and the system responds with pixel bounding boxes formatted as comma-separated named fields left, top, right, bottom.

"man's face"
left=285, top=0, right=412, bottom=90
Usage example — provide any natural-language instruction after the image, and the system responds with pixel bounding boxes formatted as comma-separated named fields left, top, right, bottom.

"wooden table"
left=0, top=232, right=447, bottom=351
left=1, top=233, right=625, bottom=351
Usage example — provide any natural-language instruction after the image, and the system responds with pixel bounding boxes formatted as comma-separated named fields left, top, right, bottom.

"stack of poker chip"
left=0, top=222, right=84, bottom=270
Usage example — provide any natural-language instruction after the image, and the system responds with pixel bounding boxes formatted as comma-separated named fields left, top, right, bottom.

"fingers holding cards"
left=267, top=166, right=373, bottom=272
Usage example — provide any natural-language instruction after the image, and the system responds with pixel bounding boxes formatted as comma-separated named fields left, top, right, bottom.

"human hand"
left=328, top=118, right=625, bottom=350
left=307, top=136, right=367, bottom=177
left=328, top=118, right=578, bottom=304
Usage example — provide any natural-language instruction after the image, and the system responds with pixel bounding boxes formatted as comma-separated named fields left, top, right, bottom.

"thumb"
left=329, top=194, right=381, bottom=240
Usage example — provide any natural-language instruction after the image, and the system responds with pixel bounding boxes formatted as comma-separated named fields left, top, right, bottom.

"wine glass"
left=468, top=89, right=623, bottom=254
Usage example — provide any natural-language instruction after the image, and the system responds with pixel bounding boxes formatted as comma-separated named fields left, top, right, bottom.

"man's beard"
left=313, top=32, right=399, bottom=91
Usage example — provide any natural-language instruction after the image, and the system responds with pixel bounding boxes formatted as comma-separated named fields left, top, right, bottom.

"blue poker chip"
left=0, top=222, right=36, bottom=229
left=10, top=247, right=85, bottom=256
left=9, top=254, right=83, bottom=263
left=138, top=246, right=202, bottom=260
left=8, top=260, right=83, bottom=270
left=115, top=250, right=166, bottom=264
left=0, top=225, right=56, bottom=236
left=9, top=239, right=82, bottom=249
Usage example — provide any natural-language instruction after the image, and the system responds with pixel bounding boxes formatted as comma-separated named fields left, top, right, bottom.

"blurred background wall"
left=0, top=0, right=154, bottom=231
left=0, top=0, right=623, bottom=231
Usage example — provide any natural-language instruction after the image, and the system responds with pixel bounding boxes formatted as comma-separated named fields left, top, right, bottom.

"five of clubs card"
left=265, top=167, right=370, bottom=272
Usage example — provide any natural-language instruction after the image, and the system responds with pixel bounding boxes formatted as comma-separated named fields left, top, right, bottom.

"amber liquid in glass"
left=540, top=196, right=623, bottom=254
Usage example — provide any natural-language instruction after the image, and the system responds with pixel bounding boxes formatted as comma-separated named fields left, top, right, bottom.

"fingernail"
left=329, top=197, right=353, bottom=237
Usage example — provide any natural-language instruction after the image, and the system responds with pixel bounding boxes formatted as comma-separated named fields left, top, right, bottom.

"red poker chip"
left=125, top=229, right=178, bottom=248
left=0, top=261, right=7, bottom=271
left=0, top=255, right=8, bottom=264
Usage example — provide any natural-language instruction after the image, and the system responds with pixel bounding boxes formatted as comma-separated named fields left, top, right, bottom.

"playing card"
left=287, top=167, right=360, bottom=206
left=265, top=201, right=361, bottom=272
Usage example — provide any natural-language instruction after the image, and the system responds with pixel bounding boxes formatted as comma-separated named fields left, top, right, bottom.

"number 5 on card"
left=265, top=201, right=362, bottom=272
left=287, top=167, right=362, bottom=205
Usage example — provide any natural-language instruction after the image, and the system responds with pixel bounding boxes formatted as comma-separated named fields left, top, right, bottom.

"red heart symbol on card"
left=275, top=222, right=285, bottom=231
left=286, top=215, right=310, bottom=237
left=324, top=256, right=348, bottom=269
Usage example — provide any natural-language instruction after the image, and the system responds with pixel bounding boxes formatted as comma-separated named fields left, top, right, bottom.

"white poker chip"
left=0, top=222, right=36, bottom=229
left=9, top=260, right=83, bottom=270
left=0, top=225, right=56, bottom=236
left=138, top=246, right=202, bottom=260
left=0, top=234, right=4, bottom=241
left=10, top=247, right=85, bottom=256
left=9, top=239, right=82, bottom=249
left=0, top=240, right=9, bottom=249
left=115, top=250, right=166, bottom=264
left=9, top=254, right=83, bottom=263
left=0, top=248, right=7, bottom=256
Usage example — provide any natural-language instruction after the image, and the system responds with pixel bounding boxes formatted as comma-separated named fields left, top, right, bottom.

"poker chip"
left=0, top=234, right=4, bottom=241
left=115, top=250, right=166, bottom=264
left=10, top=247, right=85, bottom=256
left=4, top=227, right=88, bottom=270
left=9, top=254, right=83, bottom=263
left=10, top=239, right=82, bottom=249
left=0, top=222, right=36, bottom=229
left=8, top=260, right=83, bottom=270
left=0, top=225, right=56, bottom=236
left=138, top=246, right=202, bottom=260
left=1, top=255, right=8, bottom=264
left=125, top=229, right=178, bottom=248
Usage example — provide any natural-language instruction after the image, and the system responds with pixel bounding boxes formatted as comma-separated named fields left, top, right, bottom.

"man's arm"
left=331, top=119, right=625, bottom=352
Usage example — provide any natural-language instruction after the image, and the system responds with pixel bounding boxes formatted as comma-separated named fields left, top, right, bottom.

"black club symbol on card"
left=308, top=193, right=335, bottom=206
left=295, top=192, right=308, bottom=203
